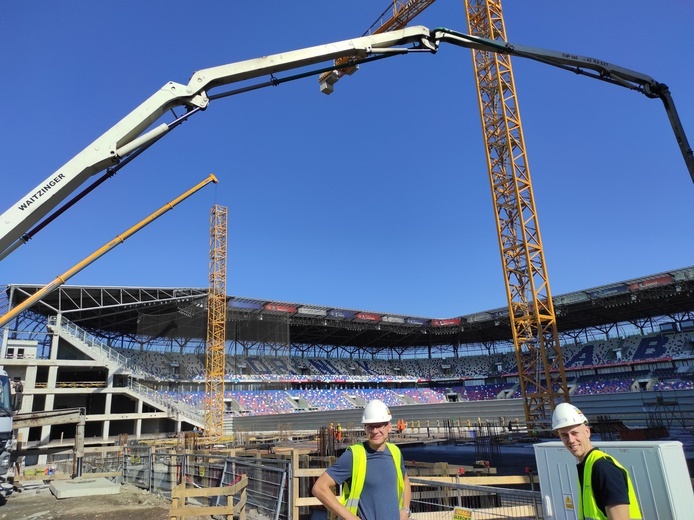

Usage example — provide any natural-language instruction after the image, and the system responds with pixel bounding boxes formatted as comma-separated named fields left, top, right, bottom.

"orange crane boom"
left=318, top=1, right=436, bottom=87
left=365, top=0, right=438, bottom=35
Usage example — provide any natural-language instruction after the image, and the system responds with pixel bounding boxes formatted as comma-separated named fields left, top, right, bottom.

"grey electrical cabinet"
left=534, top=440, right=693, bottom=520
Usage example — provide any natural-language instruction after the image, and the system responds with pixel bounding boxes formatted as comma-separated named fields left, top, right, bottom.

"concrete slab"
left=49, top=477, right=121, bottom=499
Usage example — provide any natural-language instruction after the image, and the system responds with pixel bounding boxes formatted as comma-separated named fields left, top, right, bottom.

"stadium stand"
left=109, top=330, right=694, bottom=417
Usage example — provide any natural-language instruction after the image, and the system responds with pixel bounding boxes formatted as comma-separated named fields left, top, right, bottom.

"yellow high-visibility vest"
left=340, top=442, right=404, bottom=514
left=579, top=450, right=642, bottom=520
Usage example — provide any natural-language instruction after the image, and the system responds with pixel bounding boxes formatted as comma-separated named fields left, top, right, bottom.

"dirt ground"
left=0, top=481, right=173, bottom=520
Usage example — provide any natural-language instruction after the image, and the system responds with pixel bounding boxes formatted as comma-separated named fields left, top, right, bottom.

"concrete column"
left=45, top=365, right=58, bottom=410
left=16, top=365, right=38, bottom=449
left=135, top=399, right=143, bottom=438
left=19, top=366, right=37, bottom=413
left=103, top=392, right=113, bottom=440
left=74, top=419, right=85, bottom=478
left=49, top=316, right=61, bottom=360
left=0, top=327, right=9, bottom=359
left=38, top=366, right=59, bottom=446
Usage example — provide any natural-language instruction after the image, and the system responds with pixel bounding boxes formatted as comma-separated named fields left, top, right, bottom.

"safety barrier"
left=27, top=445, right=543, bottom=520
left=409, top=478, right=542, bottom=520
left=169, top=474, right=247, bottom=520
left=289, top=449, right=542, bottom=520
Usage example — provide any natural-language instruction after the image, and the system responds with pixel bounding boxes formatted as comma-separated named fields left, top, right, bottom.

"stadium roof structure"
left=5, top=266, right=694, bottom=352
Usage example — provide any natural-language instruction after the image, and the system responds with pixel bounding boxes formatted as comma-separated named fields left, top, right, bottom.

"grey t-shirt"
left=327, top=442, right=406, bottom=520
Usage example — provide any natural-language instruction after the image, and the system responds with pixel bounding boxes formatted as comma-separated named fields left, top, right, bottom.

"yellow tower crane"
left=327, top=0, right=570, bottom=428
left=204, top=204, right=228, bottom=438
left=464, top=0, right=569, bottom=427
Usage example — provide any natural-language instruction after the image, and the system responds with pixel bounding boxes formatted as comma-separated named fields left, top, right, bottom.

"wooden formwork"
left=169, top=474, right=248, bottom=520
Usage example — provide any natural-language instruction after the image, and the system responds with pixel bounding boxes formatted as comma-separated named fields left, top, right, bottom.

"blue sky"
left=1, top=1, right=692, bottom=319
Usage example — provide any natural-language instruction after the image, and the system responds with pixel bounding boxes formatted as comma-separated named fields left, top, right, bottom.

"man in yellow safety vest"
left=552, top=402, right=642, bottom=520
left=312, top=399, right=411, bottom=520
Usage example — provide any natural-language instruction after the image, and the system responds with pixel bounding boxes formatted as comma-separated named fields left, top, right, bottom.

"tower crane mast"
left=205, top=204, right=228, bottom=438
left=334, top=0, right=570, bottom=427
left=464, top=0, right=569, bottom=426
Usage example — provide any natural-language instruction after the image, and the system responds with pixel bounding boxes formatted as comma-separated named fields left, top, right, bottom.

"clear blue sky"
left=1, top=1, right=692, bottom=319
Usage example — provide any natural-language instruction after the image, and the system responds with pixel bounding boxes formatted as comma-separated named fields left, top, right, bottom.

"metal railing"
left=409, top=477, right=542, bottom=520
left=48, top=315, right=140, bottom=372
left=131, top=449, right=290, bottom=520
left=128, top=379, right=203, bottom=422
left=48, top=315, right=203, bottom=423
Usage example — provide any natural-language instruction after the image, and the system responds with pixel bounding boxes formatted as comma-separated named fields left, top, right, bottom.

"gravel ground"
left=0, top=481, right=274, bottom=520
left=0, top=482, right=173, bottom=520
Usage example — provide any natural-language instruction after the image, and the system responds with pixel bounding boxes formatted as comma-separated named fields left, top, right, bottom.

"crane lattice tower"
left=330, top=0, right=570, bottom=428
left=205, top=204, right=227, bottom=437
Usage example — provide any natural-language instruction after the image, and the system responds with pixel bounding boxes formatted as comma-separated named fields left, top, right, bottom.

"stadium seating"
left=114, top=330, right=694, bottom=416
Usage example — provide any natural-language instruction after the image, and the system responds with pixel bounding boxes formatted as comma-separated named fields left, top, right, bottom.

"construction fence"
left=31, top=446, right=543, bottom=520
left=409, top=478, right=541, bottom=520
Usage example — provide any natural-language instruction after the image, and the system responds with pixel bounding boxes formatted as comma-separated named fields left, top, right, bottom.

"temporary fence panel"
left=170, top=474, right=248, bottom=520
left=124, top=445, right=153, bottom=491
left=219, top=456, right=291, bottom=520
left=410, top=478, right=542, bottom=520
left=50, top=446, right=123, bottom=479
left=81, top=446, right=123, bottom=479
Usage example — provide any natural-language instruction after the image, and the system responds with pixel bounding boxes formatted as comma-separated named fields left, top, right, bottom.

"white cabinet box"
left=534, top=440, right=693, bottom=520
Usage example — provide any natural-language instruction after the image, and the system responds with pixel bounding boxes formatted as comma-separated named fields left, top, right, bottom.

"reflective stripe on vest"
left=340, top=442, right=404, bottom=514
left=579, top=450, right=643, bottom=520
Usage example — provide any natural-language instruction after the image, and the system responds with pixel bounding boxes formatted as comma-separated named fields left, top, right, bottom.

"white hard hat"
left=551, top=402, right=587, bottom=430
left=361, top=399, right=392, bottom=424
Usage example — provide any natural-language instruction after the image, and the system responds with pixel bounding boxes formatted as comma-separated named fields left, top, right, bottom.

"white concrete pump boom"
left=428, top=27, right=694, bottom=183
left=0, top=26, right=436, bottom=259
left=1, top=25, right=691, bottom=260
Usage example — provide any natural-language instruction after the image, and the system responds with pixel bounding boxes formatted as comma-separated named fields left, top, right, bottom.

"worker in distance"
left=312, top=399, right=411, bottom=520
left=552, top=402, right=642, bottom=520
